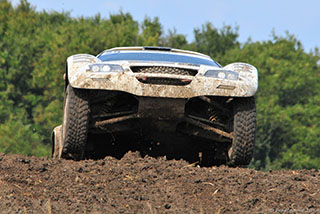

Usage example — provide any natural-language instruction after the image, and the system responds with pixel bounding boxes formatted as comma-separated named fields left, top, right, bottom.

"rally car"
left=52, top=46, right=257, bottom=167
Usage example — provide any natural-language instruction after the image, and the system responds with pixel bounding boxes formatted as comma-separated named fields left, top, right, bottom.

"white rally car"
left=52, top=46, right=257, bottom=167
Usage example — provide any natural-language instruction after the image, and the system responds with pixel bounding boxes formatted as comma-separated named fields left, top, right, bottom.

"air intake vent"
left=131, top=66, right=198, bottom=76
left=136, top=77, right=191, bottom=86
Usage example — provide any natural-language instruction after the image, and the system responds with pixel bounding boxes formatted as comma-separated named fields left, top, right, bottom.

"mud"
left=0, top=151, right=319, bottom=214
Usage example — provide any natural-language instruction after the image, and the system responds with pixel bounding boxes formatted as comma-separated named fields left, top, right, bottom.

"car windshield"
left=98, top=51, right=220, bottom=67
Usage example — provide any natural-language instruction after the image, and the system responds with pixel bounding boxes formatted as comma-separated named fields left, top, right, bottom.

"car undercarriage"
left=59, top=89, right=240, bottom=165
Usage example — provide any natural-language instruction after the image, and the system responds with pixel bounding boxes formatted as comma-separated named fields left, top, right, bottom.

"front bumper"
left=69, top=71, right=256, bottom=98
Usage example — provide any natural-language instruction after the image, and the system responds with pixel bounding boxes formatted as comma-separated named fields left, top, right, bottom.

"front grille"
left=136, top=77, right=191, bottom=86
left=131, top=66, right=198, bottom=76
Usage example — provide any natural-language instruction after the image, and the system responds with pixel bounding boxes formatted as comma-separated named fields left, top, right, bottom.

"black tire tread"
left=61, top=85, right=90, bottom=160
left=228, top=97, right=256, bottom=167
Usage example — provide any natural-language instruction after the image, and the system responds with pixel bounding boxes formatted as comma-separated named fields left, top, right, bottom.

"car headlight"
left=91, top=65, right=100, bottom=72
left=87, top=64, right=124, bottom=73
left=204, top=70, right=239, bottom=80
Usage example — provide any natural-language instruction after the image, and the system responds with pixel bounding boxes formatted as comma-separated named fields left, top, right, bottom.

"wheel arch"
left=66, top=54, right=101, bottom=88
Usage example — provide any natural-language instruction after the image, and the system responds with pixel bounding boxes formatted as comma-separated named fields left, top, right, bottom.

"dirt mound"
left=0, top=152, right=319, bottom=213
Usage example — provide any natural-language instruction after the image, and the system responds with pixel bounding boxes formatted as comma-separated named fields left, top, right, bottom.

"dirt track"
left=0, top=152, right=319, bottom=214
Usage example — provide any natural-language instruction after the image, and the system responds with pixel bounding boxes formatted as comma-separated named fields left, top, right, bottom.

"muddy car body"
left=52, top=46, right=258, bottom=166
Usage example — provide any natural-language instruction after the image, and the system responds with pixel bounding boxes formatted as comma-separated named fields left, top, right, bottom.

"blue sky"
left=11, top=0, right=320, bottom=52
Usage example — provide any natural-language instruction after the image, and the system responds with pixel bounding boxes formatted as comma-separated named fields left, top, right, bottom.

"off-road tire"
left=51, top=125, right=63, bottom=159
left=61, top=85, right=90, bottom=160
left=228, top=97, right=256, bottom=167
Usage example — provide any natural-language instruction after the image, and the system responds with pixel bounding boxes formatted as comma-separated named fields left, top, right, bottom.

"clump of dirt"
left=0, top=152, right=319, bottom=213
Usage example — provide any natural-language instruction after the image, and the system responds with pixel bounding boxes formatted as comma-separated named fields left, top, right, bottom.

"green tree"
left=140, top=17, right=162, bottom=46
left=0, top=114, right=49, bottom=156
left=162, top=29, right=188, bottom=49
left=191, top=23, right=240, bottom=60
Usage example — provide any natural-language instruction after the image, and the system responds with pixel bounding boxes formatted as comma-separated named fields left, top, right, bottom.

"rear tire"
left=61, top=85, right=90, bottom=160
left=228, top=97, right=256, bottom=167
left=51, top=125, right=63, bottom=159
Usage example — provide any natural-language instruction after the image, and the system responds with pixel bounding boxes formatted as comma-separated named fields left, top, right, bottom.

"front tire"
left=228, top=97, right=256, bottom=167
left=61, top=85, right=90, bottom=160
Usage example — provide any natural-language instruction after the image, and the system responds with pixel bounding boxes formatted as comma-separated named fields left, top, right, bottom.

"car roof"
left=100, top=46, right=211, bottom=59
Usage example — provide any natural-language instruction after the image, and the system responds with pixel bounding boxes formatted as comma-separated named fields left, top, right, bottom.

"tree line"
left=0, top=0, right=319, bottom=169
